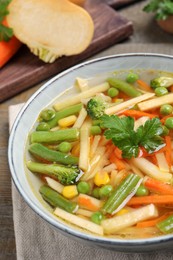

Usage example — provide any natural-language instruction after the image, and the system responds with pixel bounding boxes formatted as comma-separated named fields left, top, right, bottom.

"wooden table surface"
left=1, top=0, right=173, bottom=259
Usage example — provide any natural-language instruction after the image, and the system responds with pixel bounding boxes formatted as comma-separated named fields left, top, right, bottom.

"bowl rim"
left=8, top=52, right=173, bottom=247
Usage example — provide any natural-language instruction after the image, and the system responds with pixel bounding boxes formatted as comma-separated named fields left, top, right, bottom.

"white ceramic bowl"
left=8, top=53, right=173, bottom=253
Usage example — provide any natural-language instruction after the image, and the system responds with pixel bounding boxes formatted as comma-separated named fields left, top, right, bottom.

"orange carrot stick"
left=0, top=19, right=22, bottom=68
left=114, top=147, right=122, bottom=159
left=144, top=177, right=173, bottom=195
left=78, top=195, right=101, bottom=211
left=165, top=136, right=172, bottom=168
left=110, top=153, right=126, bottom=171
left=120, top=110, right=158, bottom=119
left=137, top=79, right=153, bottom=92
left=128, top=195, right=173, bottom=206
left=136, top=212, right=173, bottom=228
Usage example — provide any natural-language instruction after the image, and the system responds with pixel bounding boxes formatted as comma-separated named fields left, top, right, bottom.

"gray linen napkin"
left=10, top=44, right=173, bottom=260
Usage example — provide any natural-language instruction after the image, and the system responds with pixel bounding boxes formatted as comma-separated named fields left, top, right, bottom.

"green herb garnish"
left=143, top=0, right=173, bottom=20
left=0, top=0, right=13, bottom=42
left=101, top=115, right=164, bottom=159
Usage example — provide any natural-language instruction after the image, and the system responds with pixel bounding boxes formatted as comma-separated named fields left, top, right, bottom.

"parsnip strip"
left=138, top=93, right=173, bottom=111
left=155, top=153, right=169, bottom=172
left=101, top=204, right=158, bottom=234
left=90, top=135, right=101, bottom=157
left=73, top=107, right=87, bottom=128
left=128, top=163, right=144, bottom=178
left=45, top=177, right=64, bottom=193
left=54, top=207, right=103, bottom=235
left=105, top=93, right=155, bottom=115
left=103, top=163, right=117, bottom=173
left=75, top=77, right=89, bottom=92
left=131, top=157, right=172, bottom=182
left=76, top=208, right=93, bottom=217
left=79, top=119, right=91, bottom=171
left=54, top=82, right=109, bottom=111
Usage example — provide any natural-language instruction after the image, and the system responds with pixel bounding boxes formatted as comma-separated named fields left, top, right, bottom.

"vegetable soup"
left=26, top=69, right=173, bottom=239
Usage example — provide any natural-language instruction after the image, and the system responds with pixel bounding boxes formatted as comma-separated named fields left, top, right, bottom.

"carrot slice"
left=110, top=153, right=126, bottom=171
left=144, top=177, right=173, bottom=195
left=120, top=110, right=158, bottom=119
left=128, top=195, right=173, bottom=206
left=136, top=212, right=173, bottom=228
left=165, top=136, right=172, bottom=169
left=137, top=79, right=153, bottom=92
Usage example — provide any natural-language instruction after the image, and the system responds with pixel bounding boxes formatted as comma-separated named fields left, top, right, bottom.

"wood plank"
left=0, top=0, right=133, bottom=102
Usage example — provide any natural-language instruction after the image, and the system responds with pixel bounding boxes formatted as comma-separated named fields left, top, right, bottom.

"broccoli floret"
left=27, top=161, right=81, bottom=185
left=86, top=96, right=106, bottom=119
left=151, top=77, right=173, bottom=89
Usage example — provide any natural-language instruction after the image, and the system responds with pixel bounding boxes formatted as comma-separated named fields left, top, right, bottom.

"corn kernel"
left=62, top=185, right=78, bottom=199
left=58, top=115, right=77, bottom=127
left=94, top=171, right=110, bottom=187
left=116, top=208, right=129, bottom=216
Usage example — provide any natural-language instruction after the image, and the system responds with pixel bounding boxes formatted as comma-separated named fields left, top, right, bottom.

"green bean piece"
left=47, top=103, right=83, bottom=128
left=157, top=215, right=173, bottom=234
left=90, top=126, right=102, bottom=136
left=160, top=104, right=173, bottom=115
left=91, top=212, right=105, bottom=225
left=58, top=142, right=72, bottom=153
left=101, top=174, right=142, bottom=215
left=135, top=185, right=149, bottom=197
left=27, top=161, right=80, bottom=185
left=126, top=73, right=139, bottom=83
left=36, top=122, right=50, bottom=131
left=29, top=143, right=78, bottom=165
left=165, top=117, right=173, bottom=129
left=108, top=87, right=119, bottom=98
left=40, top=185, right=78, bottom=213
left=77, top=181, right=90, bottom=194
left=40, top=109, right=55, bottom=121
left=107, top=78, right=141, bottom=97
left=30, top=128, right=79, bottom=143
left=155, top=87, right=168, bottom=97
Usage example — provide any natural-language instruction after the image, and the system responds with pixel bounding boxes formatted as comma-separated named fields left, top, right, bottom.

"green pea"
left=160, top=104, right=173, bottom=115
left=77, top=181, right=90, bottom=194
left=40, top=109, right=55, bottom=121
left=36, top=122, right=50, bottom=131
left=92, top=188, right=100, bottom=199
left=165, top=117, right=173, bottom=129
left=161, top=125, right=170, bottom=136
left=155, top=87, right=168, bottom=97
left=90, top=126, right=102, bottom=136
left=92, top=119, right=101, bottom=126
left=99, top=185, right=113, bottom=198
left=91, top=211, right=105, bottom=225
left=135, top=185, right=149, bottom=197
left=57, top=142, right=72, bottom=153
left=108, top=87, right=119, bottom=98
left=126, top=72, right=139, bottom=83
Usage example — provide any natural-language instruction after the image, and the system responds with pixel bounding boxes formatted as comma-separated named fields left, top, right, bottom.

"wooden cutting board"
left=0, top=0, right=138, bottom=102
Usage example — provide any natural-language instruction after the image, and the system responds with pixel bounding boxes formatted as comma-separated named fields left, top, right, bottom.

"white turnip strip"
left=75, top=77, right=89, bottom=92
left=79, top=119, right=91, bottom=171
left=138, top=93, right=173, bottom=111
left=105, top=93, right=155, bottom=115
left=131, top=157, right=172, bottom=182
left=45, top=177, right=64, bottom=193
left=90, top=135, right=101, bottom=157
left=54, top=207, right=103, bottom=235
left=54, top=82, right=109, bottom=111
left=101, top=204, right=158, bottom=234
left=73, top=107, right=87, bottom=128
left=76, top=208, right=93, bottom=217
left=102, top=163, right=117, bottom=173
left=155, top=153, right=169, bottom=172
